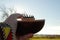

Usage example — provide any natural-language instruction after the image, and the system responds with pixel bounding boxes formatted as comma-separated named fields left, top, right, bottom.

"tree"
left=0, top=6, right=16, bottom=22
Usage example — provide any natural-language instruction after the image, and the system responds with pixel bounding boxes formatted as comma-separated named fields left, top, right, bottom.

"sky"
left=0, top=0, right=60, bottom=35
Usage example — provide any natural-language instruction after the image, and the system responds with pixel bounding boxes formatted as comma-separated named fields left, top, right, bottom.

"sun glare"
left=15, top=6, right=25, bottom=14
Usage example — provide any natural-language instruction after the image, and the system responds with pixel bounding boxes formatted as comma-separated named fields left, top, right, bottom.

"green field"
left=30, top=37, right=60, bottom=40
left=31, top=38, right=60, bottom=40
left=30, top=35, right=60, bottom=40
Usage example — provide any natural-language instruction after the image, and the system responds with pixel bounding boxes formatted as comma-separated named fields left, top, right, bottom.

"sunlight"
left=17, top=18, right=22, bottom=21
left=14, top=6, right=32, bottom=15
left=14, top=6, right=25, bottom=14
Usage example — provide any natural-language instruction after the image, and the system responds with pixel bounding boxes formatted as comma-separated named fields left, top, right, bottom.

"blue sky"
left=0, top=0, right=60, bottom=35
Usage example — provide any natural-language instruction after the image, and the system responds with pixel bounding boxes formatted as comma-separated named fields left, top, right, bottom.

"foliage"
left=0, top=6, right=16, bottom=22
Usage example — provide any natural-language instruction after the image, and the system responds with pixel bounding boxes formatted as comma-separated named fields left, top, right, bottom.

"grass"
left=30, top=35, right=60, bottom=40
left=30, top=37, right=60, bottom=40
